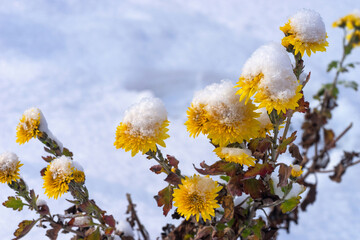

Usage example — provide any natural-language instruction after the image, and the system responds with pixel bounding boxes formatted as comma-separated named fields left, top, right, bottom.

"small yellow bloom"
left=185, top=103, right=208, bottom=138
left=332, top=13, right=360, bottom=29
left=173, top=175, right=222, bottom=222
left=214, top=147, right=256, bottom=167
left=43, top=156, right=84, bottom=199
left=16, top=107, right=42, bottom=145
left=114, top=98, right=170, bottom=157
left=347, top=30, right=360, bottom=47
left=280, top=10, right=328, bottom=57
left=255, top=84, right=303, bottom=115
left=291, top=164, right=303, bottom=178
left=114, top=120, right=170, bottom=157
left=0, top=152, right=23, bottom=184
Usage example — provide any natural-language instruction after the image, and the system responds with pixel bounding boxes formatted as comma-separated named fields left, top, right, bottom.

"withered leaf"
left=278, top=132, right=297, bottom=154
left=243, top=179, right=265, bottom=199
left=329, top=163, right=346, bottom=183
left=300, top=183, right=317, bottom=211
left=244, top=163, right=274, bottom=180
left=42, top=156, right=54, bottom=163
left=220, top=195, right=234, bottom=223
left=227, top=174, right=244, bottom=196
left=150, top=165, right=163, bottom=174
left=289, top=143, right=303, bottom=163
left=164, top=172, right=182, bottom=186
left=195, top=226, right=213, bottom=240
left=45, top=222, right=62, bottom=240
left=248, top=138, right=272, bottom=153
left=13, top=220, right=36, bottom=239
left=167, top=155, right=179, bottom=168
left=103, top=215, right=116, bottom=228
left=295, top=94, right=310, bottom=113
left=194, top=160, right=236, bottom=176
left=154, top=185, right=173, bottom=216
left=323, top=128, right=335, bottom=148
left=84, top=228, right=101, bottom=240
left=277, top=163, right=292, bottom=187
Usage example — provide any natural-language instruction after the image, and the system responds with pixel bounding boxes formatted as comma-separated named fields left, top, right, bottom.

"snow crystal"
left=290, top=9, right=326, bottom=43
left=49, top=156, right=73, bottom=179
left=192, top=80, right=246, bottom=124
left=241, top=42, right=299, bottom=101
left=292, top=164, right=302, bottom=172
left=256, top=108, right=271, bottom=128
left=123, top=97, right=168, bottom=137
left=221, top=147, right=252, bottom=157
left=73, top=216, right=91, bottom=226
left=117, top=220, right=134, bottom=237
left=0, top=152, right=19, bottom=172
left=36, top=198, right=47, bottom=206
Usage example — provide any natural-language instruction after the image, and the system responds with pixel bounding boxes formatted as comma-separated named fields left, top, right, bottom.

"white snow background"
left=0, top=0, right=359, bottom=239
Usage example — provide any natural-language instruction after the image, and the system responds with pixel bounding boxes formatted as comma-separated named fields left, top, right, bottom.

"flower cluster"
left=280, top=9, right=328, bottom=57
left=173, top=175, right=222, bottom=222
left=114, top=98, right=170, bottom=157
left=43, top=156, right=85, bottom=199
left=333, top=12, right=360, bottom=48
left=0, top=152, right=23, bottom=184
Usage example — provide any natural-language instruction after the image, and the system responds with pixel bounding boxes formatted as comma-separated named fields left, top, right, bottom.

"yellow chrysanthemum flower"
left=291, top=164, right=303, bottom=178
left=205, top=101, right=260, bottom=146
left=114, top=98, right=170, bottom=157
left=280, top=10, right=328, bottom=57
left=332, top=13, right=360, bottom=29
left=235, top=73, right=263, bottom=104
left=173, top=175, right=222, bottom=222
left=114, top=120, right=170, bottom=157
left=185, top=103, right=208, bottom=138
left=214, top=147, right=256, bottom=167
left=43, top=156, right=84, bottom=199
left=186, top=81, right=260, bottom=146
left=16, top=107, right=42, bottom=145
left=0, top=152, right=23, bottom=184
left=255, top=84, right=303, bottom=115
left=255, top=108, right=273, bottom=138
left=347, top=30, right=360, bottom=47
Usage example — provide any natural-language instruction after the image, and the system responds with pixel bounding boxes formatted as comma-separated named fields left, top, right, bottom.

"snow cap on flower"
left=214, top=147, right=256, bottom=167
left=237, top=43, right=302, bottom=114
left=280, top=9, right=328, bottom=57
left=0, top=152, right=23, bottom=184
left=114, top=97, right=170, bottom=156
left=73, top=216, right=92, bottom=227
left=186, top=80, right=260, bottom=146
left=291, top=164, right=303, bottom=177
left=16, top=107, right=42, bottom=144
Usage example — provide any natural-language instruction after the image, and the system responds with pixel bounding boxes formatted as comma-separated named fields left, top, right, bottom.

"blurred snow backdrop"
left=0, top=0, right=359, bottom=239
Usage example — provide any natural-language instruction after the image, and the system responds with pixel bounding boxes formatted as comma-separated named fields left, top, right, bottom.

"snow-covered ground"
left=0, top=1, right=359, bottom=239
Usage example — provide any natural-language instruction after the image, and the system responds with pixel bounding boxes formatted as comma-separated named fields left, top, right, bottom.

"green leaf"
left=345, top=44, right=353, bottom=55
left=3, top=197, right=25, bottom=211
left=13, top=220, right=37, bottom=239
left=220, top=175, right=230, bottom=182
left=280, top=196, right=300, bottom=213
left=252, top=218, right=265, bottom=238
left=338, top=80, right=358, bottom=91
left=327, top=60, right=338, bottom=72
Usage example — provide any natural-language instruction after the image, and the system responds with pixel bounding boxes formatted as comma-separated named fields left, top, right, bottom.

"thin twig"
left=126, top=194, right=149, bottom=240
